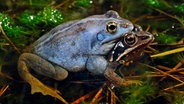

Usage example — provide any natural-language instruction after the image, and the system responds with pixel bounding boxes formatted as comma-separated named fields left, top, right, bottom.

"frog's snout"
left=149, top=33, right=155, bottom=42
left=145, top=32, right=155, bottom=43
left=138, top=31, right=154, bottom=43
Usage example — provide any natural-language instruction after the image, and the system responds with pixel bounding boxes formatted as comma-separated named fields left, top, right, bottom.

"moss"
left=75, top=0, right=92, bottom=7
left=118, top=82, right=156, bottom=104
left=0, top=13, right=22, bottom=37
left=18, top=7, right=64, bottom=29
left=155, top=33, right=178, bottom=44
left=174, top=4, right=184, bottom=13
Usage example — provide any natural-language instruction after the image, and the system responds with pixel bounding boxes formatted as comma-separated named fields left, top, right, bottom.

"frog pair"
left=18, top=10, right=154, bottom=103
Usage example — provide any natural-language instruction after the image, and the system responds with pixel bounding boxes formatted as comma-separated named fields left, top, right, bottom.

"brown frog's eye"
left=124, top=33, right=137, bottom=46
left=106, top=21, right=118, bottom=33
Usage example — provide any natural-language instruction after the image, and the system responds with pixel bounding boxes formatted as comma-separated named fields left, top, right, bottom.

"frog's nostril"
left=141, top=34, right=154, bottom=42
left=141, top=36, right=149, bottom=40
left=122, top=23, right=129, bottom=28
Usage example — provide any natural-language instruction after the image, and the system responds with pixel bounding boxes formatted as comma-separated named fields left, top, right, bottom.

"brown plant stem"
left=0, top=25, right=21, bottom=54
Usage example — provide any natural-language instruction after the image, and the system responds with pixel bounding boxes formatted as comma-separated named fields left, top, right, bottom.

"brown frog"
left=106, top=24, right=154, bottom=85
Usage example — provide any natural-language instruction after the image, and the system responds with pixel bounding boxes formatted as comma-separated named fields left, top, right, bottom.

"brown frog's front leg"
left=87, top=56, right=141, bottom=86
left=104, top=62, right=142, bottom=86
left=18, top=53, right=68, bottom=104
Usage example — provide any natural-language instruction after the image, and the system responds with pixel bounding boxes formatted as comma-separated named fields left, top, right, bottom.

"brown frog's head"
left=108, top=25, right=154, bottom=64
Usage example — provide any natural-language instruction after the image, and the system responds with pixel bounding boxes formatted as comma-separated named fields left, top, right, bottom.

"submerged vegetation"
left=0, top=0, right=184, bottom=103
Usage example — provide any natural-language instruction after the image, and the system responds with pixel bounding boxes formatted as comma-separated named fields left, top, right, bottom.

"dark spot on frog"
left=71, top=41, right=75, bottom=46
left=71, top=52, right=81, bottom=59
left=75, top=27, right=85, bottom=34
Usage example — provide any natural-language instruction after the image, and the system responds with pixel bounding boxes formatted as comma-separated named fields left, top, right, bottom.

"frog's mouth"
left=101, top=35, right=124, bottom=45
left=117, top=43, right=148, bottom=63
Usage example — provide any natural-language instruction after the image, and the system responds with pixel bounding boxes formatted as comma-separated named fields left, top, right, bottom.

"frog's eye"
left=124, top=33, right=137, bottom=46
left=106, top=21, right=118, bottom=33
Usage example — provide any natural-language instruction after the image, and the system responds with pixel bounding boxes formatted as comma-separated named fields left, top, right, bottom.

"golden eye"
left=124, top=33, right=137, bottom=46
left=106, top=21, right=118, bottom=33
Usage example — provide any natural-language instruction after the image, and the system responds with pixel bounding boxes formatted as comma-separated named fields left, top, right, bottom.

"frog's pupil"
left=127, top=36, right=135, bottom=42
left=109, top=25, right=116, bottom=30
left=125, top=34, right=136, bottom=45
left=106, top=21, right=117, bottom=33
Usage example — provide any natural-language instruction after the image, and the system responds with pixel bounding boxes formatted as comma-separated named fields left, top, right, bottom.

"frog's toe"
left=54, top=65, right=68, bottom=81
left=127, top=80, right=143, bottom=85
left=120, top=79, right=143, bottom=86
